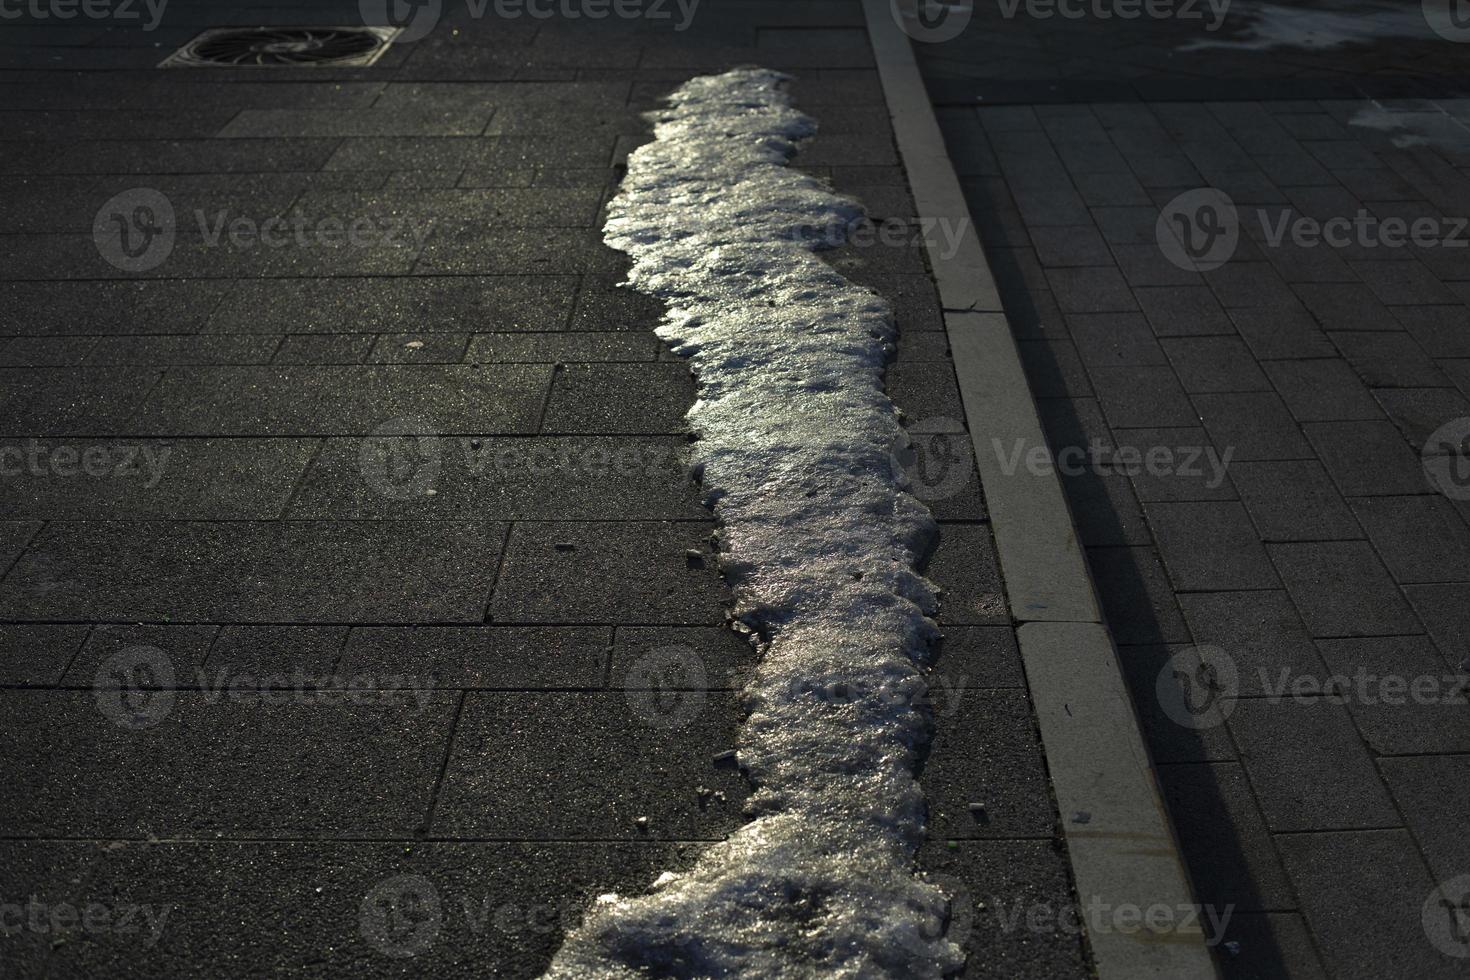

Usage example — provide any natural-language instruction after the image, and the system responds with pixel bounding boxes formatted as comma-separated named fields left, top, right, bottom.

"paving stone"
left=271, top=334, right=373, bottom=364
left=290, top=435, right=702, bottom=521
left=220, top=108, right=494, bottom=139
left=1302, top=420, right=1433, bottom=496
left=44, top=839, right=682, bottom=978
left=1060, top=469, right=1154, bottom=547
left=1229, top=460, right=1362, bottom=541
left=341, top=626, right=610, bottom=690
left=1017, top=339, right=1092, bottom=398
left=1157, top=762, right=1295, bottom=913
left=0, top=368, right=162, bottom=436
left=1117, top=644, right=1238, bottom=764
left=887, top=362, right=967, bottom=422
left=208, top=277, right=575, bottom=334
left=434, top=691, right=746, bottom=840
left=1263, top=358, right=1385, bottom=422
left=0, top=521, right=506, bottom=623
left=0, top=437, right=315, bottom=521
left=541, top=363, right=693, bottom=434
left=0, top=138, right=339, bottom=175
left=1277, top=831, right=1463, bottom=980
left=1089, top=365, right=1197, bottom=428
left=1351, top=495, right=1470, bottom=584
left=204, top=625, right=349, bottom=678
left=1268, top=541, right=1420, bottom=637
left=1329, top=330, right=1447, bottom=387
left=1193, top=392, right=1314, bottom=462
left=1380, top=756, right=1470, bottom=881
left=1144, top=500, right=1278, bottom=592
left=1161, top=337, right=1270, bottom=393
left=1028, top=225, right=1113, bottom=267
left=415, top=225, right=624, bottom=275
left=59, top=623, right=219, bottom=689
left=929, top=625, right=1026, bottom=690
left=0, top=624, right=89, bottom=686
left=1179, top=591, right=1333, bottom=697
left=1203, top=263, right=1300, bottom=309
left=609, top=625, right=756, bottom=695
left=0, top=689, right=457, bottom=837
left=1228, top=698, right=1399, bottom=831
left=466, top=332, right=660, bottom=363
left=923, top=690, right=1056, bottom=840
left=490, top=521, right=726, bottom=625
left=1134, top=286, right=1235, bottom=337
left=368, top=333, right=469, bottom=364
left=1350, top=259, right=1462, bottom=305
left=1403, top=582, right=1470, bottom=666
left=1390, top=305, right=1470, bottom=357
left=1374, top=386, right=1470, bottom=450
left=1217, top=913, right=1330, bottom=980
left=1227, top=305, right=1335, bottom=359
left=1066, top=312, right=1167, bottom=367
left=917, top=841, right=1090, bottom=980
left=323, top=136, right=613, bottom=172
left=1315, top=635, right=1470, bottom=754
left=1086, top=546, right=1190, bottom=644
left=81, top=335, right=280, bottom=366
left=1293, top=282, right=1398, bottom=331
left=130, top=365, right=550, bottom=436
left=0, top=335, right=98, bottom=366
left=926, top=523, right=1007, bottom=626
left=1045, top=267, right=1138, bottom=313
left=1106, top=425, right=1235, bottom=501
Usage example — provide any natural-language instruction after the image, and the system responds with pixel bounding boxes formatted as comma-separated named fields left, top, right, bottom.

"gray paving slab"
left=1277, top=831, right=1463, bottom=980
left=0, top=690, right=457, bottom=837
left=489, top=521, right=727, bottom=625
left=129, top=365, right=550, bottom=436
left=1228, top=698, right=1399, bottom=832
left=0, top=624, right=89, bottom=686
left=0, top=438, right=315, bottom=521
left=0, top=521, right=507, bottom=623
left=433, top=692, right=747, bottom=840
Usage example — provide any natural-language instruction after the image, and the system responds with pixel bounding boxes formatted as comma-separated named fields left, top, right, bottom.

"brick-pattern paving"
left=0, top=3, right=1087, bottom=977
left=934, top=89, right=1470, bottom=978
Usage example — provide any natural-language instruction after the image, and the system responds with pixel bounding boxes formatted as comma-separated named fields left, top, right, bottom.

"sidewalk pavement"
left=917, top=6, right=1470, bottom=979
left=0, top=2, right=1090, bottom=977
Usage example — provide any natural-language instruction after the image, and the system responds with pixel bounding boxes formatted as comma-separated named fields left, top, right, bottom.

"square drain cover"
left=160, top=26, right=400, bottom=69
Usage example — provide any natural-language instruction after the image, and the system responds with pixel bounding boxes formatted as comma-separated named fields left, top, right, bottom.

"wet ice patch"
left=543, top=68, right=963, bottom=978
left=1180, top=0, right=1436, bottom=51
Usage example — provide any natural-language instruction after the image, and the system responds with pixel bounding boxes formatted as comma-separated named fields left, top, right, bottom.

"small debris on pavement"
left=712, top=749, right=738, bottom=766
left=1071, top=811, right=1091, bottom=825
left=685, top=549, right=706, bottom=569
left=403, top=340, right=424, bottom=350
left=635, top=816, right=649, bottom=833
left=554, top=542, right=576, bottom=552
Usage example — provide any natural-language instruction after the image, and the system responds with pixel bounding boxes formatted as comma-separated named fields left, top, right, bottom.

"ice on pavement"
left=543, top=68, right=964, bottom=978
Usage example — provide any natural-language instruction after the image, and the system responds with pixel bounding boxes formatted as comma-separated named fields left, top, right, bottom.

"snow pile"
left=544, top=68, right=963, bottom=978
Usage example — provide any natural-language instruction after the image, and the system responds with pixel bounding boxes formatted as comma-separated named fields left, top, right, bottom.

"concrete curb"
left=860, top=3, right=1219, bottom=977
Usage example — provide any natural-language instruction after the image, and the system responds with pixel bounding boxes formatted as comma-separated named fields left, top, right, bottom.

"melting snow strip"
left=544, top=68, right=963, bottom=978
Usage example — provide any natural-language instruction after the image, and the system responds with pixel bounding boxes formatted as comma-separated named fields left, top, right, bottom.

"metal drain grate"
left=160, top=26, right=400, bottom=69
